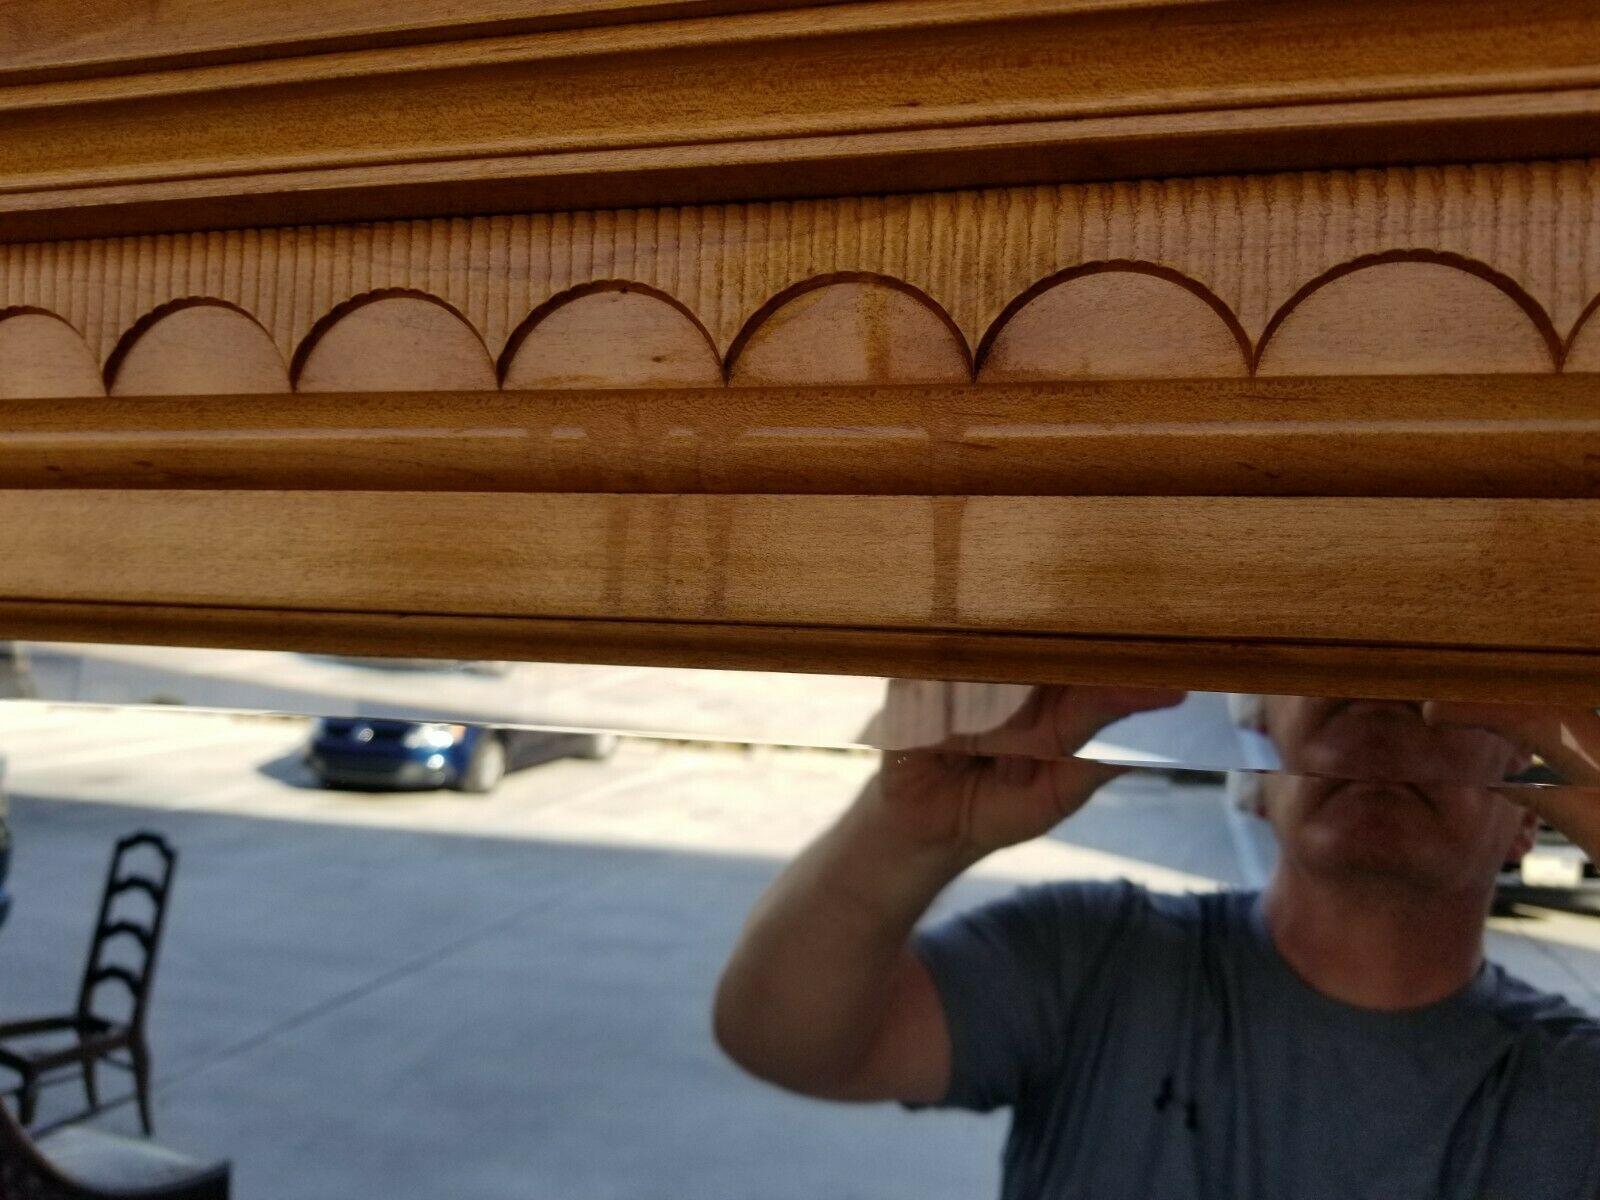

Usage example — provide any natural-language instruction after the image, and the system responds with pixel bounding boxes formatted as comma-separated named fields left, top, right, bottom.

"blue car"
left=306, top=719, right=617, bottom=793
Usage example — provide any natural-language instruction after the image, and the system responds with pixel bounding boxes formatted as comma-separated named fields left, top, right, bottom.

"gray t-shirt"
left=914, top=882, right=1600, bottom=1199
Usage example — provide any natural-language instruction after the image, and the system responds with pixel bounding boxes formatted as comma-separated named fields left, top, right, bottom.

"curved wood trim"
left=0, top=304, right=88, bottom=333
left=724, top=272, right=974, bottom=381
left=973, top=260, right=1252, bottom=376
left=1566, top=289, right=1600, bottom=365
left=102, top=296, right=283, bottom=390
left=1254, top=249, right=1565, bottom=373
left=496, top=279, right=720, bottom=383
left=288, top=287, right=493, bottom=386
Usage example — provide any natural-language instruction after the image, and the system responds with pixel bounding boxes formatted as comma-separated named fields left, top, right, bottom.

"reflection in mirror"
left=12, top=641, right=1599, bottom=786
left=2, top=639, right=1599, bottom=1197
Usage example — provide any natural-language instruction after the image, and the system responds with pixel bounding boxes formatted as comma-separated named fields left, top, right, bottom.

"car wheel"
left=457, top=734, right=507, bottom=794
left=576, top=733, right=620, bottom=761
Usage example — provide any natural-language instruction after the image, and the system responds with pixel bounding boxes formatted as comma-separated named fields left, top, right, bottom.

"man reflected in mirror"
left=715, top=685, right=1600, bottom=1198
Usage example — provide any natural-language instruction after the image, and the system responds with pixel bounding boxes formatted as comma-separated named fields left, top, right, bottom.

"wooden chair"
left=0, top=833, right=177, bottom=1135
left=0, top=1095, right=228, bottom=1200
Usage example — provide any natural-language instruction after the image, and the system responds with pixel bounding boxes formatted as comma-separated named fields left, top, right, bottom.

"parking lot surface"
left=4, top=705, right=1600, bottom=1199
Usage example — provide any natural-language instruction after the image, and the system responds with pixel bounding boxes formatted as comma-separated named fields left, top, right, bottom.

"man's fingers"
left=870, top=680, right=1185, bottom=759
left=957, top=684, right=1186, bottom=759
left=1029, top=755, right=1129, bottom=820
left=1059, top=686, right=1189, bottom=751
left=957, top=754, right=1129, bottom=849
left=981, top=685, right=1187, bottom=761
left=1424, top=701, right=1600, bottom=786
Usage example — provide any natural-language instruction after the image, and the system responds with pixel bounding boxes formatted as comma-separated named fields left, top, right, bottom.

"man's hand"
left=1424, top=701, right=1600, bottom=862
left=714, top=680, right=1182, bottom=1103
left=870, top=682, right=1186, bottom=862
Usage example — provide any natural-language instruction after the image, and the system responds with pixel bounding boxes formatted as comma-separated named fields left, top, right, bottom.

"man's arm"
left=712, top=684, right=1181, bottom=1104
left=712, top=780, right=971, bottom=1103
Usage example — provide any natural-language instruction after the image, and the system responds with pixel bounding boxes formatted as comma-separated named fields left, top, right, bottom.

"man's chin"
left=1296, top=820, right=1445, bottom=886
left=1313, top=847, right=1438, bottom=885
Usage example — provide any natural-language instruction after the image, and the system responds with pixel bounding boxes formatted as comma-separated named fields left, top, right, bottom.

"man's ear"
left=1507, top=806, right=1540, bottom=862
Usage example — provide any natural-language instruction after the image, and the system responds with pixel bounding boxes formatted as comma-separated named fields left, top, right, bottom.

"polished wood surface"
left=2, top=602, right=1598, bottom=707
left=0, top=0, right=838, bottom=83
left=3, top=1, right=1599, bottom=239
left=1, top=378, right=1598, bottom=497
left=0, top=491, right=1592, bottom=652
left=5, top=5, right=1599, bottom=698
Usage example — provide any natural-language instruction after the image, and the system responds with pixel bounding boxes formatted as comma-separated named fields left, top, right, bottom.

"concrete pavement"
left=3, top=705, right=1599, bottom=1198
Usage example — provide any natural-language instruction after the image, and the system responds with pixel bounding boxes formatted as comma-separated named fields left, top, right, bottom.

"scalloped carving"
left=5, top=163, right=1600, bottom=369
left=294, top=292, right=497, bottom=392
left=501, top=284, right=721, bottom=389
left=726, top=276, right=971, bottom=386
left=0, top=310, right=104, bottom=398
left=108, top=301, right=290, bottom=396
left=1566, top=299, right=1600, bottom=373
left=1256, top=257, right=1558, bottom=376
left=977, top=266, right=1249, bottom=382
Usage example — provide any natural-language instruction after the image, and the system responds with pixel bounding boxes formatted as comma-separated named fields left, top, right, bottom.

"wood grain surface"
left=6, top=10, right=1599, bottom=698
left=0, top=0, right=846, bottom=84
left=1, top=378, right=1598, bottom=497
left=3, top=600, right=1598, bottom=705
left=3, top=0, right=1599, bottom=238
left=0, top=490, right=1592, bottom=652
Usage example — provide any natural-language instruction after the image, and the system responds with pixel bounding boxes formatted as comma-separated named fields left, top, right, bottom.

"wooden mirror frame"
left=2, top=0, right=1599, bottom=703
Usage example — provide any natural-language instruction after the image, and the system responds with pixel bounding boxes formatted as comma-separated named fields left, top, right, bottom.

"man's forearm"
left=712, top=777, right=975, bottom=1096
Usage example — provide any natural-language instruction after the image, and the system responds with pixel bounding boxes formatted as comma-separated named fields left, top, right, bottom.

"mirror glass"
left=3, top=639, right=1597, bottom=1198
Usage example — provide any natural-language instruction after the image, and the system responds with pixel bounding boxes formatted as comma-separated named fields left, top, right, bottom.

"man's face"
left=1259, top=698, right=1535, bottom=892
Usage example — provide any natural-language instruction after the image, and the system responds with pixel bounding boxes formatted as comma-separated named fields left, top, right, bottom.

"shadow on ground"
left=1, top=795, right=1008, bottom=1200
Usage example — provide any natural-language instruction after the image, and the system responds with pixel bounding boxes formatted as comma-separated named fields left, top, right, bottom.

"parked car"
left=306, top=720, right=617, bottom=793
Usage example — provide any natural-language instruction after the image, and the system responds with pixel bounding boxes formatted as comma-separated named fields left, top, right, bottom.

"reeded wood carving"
left=3, top=161, right=1600, bottom=396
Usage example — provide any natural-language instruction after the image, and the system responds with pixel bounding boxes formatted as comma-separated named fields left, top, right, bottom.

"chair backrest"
left=73, top=833, right=177, bottom=1034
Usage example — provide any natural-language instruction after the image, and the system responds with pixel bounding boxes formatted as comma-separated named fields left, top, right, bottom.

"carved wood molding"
left=3, top=156, right=1599, bottom=696
left=0, top=0, right=843, bottom=84
left=4, top=161, right=1600, bottom=398
left=1, top=379, right=1598, bottom=498
left=4, top=0, right=1600, bottom=240
left=6, top=602, right=1598, bottom=706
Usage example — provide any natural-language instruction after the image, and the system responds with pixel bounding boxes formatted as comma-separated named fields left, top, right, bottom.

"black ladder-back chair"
left=0, top=832, right=177, bottom=1135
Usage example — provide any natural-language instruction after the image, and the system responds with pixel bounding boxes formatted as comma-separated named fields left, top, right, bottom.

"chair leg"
left=131, top=1041, right=153, bottom=1135
left=17, top=1072, right=38, bottom=1127
left=81, top=1055, right=99, bottom=1112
